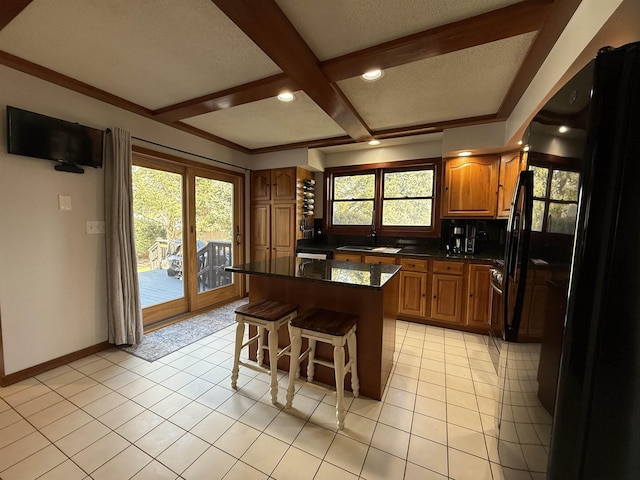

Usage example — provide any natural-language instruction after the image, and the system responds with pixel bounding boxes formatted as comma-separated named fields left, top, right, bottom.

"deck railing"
left=197, top=241, right=232, bottom=292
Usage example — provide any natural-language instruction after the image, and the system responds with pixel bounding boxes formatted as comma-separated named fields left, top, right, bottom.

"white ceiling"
left=0, top=1, right=633, bottom=154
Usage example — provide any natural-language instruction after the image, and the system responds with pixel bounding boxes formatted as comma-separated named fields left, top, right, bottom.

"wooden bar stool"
left=286, top=308, right=359, bottom=429
left=232, top=299, right=297, bottom=404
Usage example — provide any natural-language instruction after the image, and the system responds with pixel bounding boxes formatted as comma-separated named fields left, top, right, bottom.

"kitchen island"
left=226, top=257, right=401, bottom=400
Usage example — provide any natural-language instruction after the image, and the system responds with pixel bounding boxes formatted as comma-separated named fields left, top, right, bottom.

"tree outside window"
left=327, top=160, right=439, bottom=236
left=529, top=164, right=580, bottom=234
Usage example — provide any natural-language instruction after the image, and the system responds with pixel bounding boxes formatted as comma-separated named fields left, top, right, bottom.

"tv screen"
left=6, top=106, right=104, bottom=168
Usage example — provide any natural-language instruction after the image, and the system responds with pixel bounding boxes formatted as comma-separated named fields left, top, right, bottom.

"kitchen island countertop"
left=226, top=257, right=401, bottom=289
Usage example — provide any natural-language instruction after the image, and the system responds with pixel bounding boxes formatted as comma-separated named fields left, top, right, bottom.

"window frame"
left=324, top=158, right=441, bottom=237
left=528, top=152, right=581, bottom=236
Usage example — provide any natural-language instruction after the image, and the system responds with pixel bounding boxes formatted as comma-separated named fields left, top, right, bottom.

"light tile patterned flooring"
left=0, top=320, right=507, bottom=480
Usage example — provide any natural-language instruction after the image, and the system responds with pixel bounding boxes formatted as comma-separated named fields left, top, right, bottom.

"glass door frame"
left=187, top=165, right=244, bottom=311
left=132, top=146, right=245, bottom=326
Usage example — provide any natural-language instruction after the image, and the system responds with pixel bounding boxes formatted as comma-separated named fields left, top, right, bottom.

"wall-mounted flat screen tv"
left=6, top=106, right=104, bottom=171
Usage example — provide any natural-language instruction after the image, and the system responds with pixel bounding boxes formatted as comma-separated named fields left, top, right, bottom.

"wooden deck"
left=137, top=268, right=184, bottom=308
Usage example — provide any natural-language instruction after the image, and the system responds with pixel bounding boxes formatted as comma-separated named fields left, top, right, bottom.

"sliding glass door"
left=132, top=152, right=243, bottom=326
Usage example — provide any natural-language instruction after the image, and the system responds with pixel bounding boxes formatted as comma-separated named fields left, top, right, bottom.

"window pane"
left=333, top=200, right=374, bottom=225
left=384, top=170, right=433, bottom=198
left=382, top=199, right=432, bottom=226
left=532, top=200, right=545, bottom=232
left=548, top=202, right=578, bottom=234
left=550, top=170, right=580, bottom=201
left=334, top=174, right=375, bottom=200
left=529, top=165, right=549, bottom=198
left=195, top=177, right=233, bottom=293
left=132, top=166, right=184, bottom=308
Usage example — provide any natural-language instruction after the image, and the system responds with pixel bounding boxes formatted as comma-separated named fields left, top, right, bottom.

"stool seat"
left=235, top=299, right=297, bottom=321
left=286, top=308, right=359, bottom=430
left=231, top=299, right=297, bottom=404
left=290, top=309, right=357, bottom=336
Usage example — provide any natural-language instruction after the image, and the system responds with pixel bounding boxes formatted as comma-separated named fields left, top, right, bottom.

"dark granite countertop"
left=226, top=257, right=401, bottom=289
left=297, top=241, right=504, bottom=263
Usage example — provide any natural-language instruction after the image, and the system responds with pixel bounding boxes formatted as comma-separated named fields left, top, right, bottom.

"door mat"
left=120, top=298, right=247, bottom=362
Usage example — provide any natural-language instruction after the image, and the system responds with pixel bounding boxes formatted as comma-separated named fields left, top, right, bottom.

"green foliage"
left=132, top=166, right=183, bottom=259
left=195, top=177, right=233, bottom=240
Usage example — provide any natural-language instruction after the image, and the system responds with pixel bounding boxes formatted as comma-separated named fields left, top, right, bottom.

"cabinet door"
left=466, top=264, right=492, bottom=328
left=272, top=168, right=297, bottom=201
left=251, top=170, right=271, bottom=202
left=398, top=271, right=427, bottom=317
left=497, top=152, right=524, bottom=218
left=430, top=274, right=464, bottom=324
left=442, top=156, right=499, bottom=217
left=250, top=204, right=270, bottom=261
left=526, top=283, right=549, bottom=337
left=272, top=203, right=296, bottom=257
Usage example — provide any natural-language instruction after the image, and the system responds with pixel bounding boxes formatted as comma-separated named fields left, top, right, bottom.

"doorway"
left=132, top=151, right=244, bottom=326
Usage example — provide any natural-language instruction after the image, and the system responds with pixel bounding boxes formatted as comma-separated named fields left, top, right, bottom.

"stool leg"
left=268, top=326, right=279, bottom=404
left=347, top=330, right=360, bottom=398
left=334, top=345, right=346, bottom=430
left=231, top=317, right=245, bottom=389
left=257, top=326, right=266, bottom=366
left=307, top=339, right=317, bottom=382
left=286, top=327, right=302, bottom=408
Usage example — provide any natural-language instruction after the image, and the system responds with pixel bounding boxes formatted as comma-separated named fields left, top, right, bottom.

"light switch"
left=58, top=195, right=72, bottom=211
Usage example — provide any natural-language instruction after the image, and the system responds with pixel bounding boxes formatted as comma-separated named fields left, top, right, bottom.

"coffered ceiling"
left=0, top=0, right=582, bottom=154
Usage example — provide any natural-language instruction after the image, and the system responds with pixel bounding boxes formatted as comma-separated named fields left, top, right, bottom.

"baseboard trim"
left=0, top=341, right=111, bottom=387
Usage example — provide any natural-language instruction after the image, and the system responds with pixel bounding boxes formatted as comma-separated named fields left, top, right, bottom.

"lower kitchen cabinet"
left=396, top=257, right=494, bottom=333
left=430, top=273, right=464, bottom=324
left=398, top=258, right=429, bottom=317
left=334, top=252, right=364, bottom=262
left=465, top=264, right=493, bottom=329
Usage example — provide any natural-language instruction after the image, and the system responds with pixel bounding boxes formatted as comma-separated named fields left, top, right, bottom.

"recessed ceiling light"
left=458, top=151, right=472, bottom=157
left=559, top=125, right=569, bottom=133
left=361, top=69, right=384, bottom=82
left=523, top=145, right=530, bottom=152
left=277, top=92, right=296, bottom=102
left=517, top=140, right=523, bottom=145
left=368, top=140, right=380, bottom=146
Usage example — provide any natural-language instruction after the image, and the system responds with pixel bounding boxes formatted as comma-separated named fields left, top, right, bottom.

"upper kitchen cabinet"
left=442, top=155, right=500, bottom=218
left=497, top=151, right=525, bottom=218
left=250, top=167, right=297, bottom=202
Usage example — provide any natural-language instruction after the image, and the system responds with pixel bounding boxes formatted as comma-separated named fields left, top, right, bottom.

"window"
left=326, top=159, right=439, bottom=236
left=382, top=169, right=434, bottom=227
left=332, top=173, right=375, bottom=225
left=529, top=164, right=580, bottom=234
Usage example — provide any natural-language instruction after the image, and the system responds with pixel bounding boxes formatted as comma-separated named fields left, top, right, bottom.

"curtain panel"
left=105, top=128, right=143, bottom=345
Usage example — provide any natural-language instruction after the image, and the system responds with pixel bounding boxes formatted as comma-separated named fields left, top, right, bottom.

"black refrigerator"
left=496, top=41, right=640, bottom=479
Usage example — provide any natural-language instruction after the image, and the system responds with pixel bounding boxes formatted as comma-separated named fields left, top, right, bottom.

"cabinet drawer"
left=334, top=253, right=362, bottom=262
left=363, top=255, right=397, bottom=265
left=400, top=258, right=429, bottom=272
left=433, top=260, right=464, bottom=275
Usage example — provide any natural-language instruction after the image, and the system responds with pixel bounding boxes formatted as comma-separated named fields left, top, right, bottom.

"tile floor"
left=0, top=320, right=508, bottom=480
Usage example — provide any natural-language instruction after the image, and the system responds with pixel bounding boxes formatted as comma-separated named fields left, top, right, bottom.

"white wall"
left=0, top=66, right=249, bottom=375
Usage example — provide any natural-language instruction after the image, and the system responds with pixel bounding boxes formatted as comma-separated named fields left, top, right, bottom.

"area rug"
left=121, top=298, right=248, bottom=362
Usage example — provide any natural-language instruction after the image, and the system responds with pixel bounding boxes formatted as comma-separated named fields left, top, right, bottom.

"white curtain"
left=105, top=128, right=143, bottom=345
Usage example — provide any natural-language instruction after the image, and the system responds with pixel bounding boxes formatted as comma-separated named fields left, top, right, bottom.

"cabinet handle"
left=470, top=294, right=473, bottom=297
left=433, top=295, right=437, bottom=299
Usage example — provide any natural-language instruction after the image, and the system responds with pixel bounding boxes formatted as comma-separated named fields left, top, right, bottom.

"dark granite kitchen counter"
left=226, top=257, right=401, bottom=289
left=297, top=241, right=504, bottom=263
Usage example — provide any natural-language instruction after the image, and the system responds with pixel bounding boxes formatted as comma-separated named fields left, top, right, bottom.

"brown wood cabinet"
left=363, top=255, right=398, bottom=265
left=398, top=258, right=429, bottom=318
left=430, top=260, right=464, bottom=324
left=250, top=167, right=313, bottom=261
left=442, top=155, right=500, bottom=218
left=465, top=264, right=492, bottom=329
left=497, top=151, right=525, bottom=218
left=334, top=252, right=362, bottom=262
